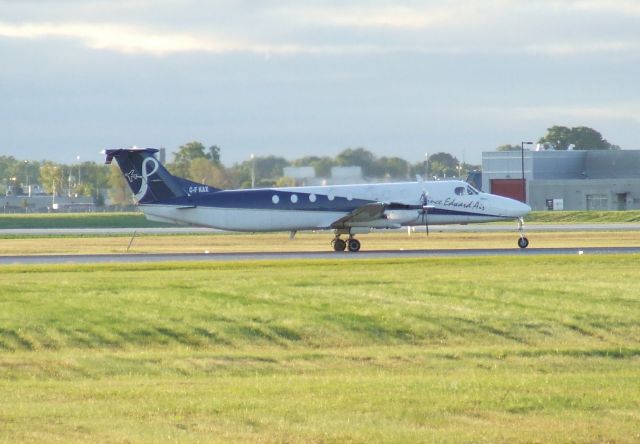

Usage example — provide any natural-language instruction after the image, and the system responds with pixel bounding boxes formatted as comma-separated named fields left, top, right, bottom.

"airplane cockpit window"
left=466, top=185, right=479, bottom=195
left=455, top=186, right=465, bottom=196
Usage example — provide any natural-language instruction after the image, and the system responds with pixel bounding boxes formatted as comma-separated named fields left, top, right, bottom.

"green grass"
left=0, top=256, right=639, bottom=442
left=526, top=210, right=640, bottom=223
left=0, top=212, right=168, bottom=229
left=1, top=210, right=639, bottom=230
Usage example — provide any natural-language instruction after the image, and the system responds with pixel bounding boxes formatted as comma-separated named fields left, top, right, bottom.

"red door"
left=491, top=179, right=525, bottom=202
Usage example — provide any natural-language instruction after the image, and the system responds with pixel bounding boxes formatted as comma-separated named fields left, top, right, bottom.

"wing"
left=330, top=202, right=387, bottom=228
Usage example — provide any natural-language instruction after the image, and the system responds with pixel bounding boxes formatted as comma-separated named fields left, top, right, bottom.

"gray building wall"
left=528, top=178, right=640, bottom=211
left=482, top=150, right=640, bottom=211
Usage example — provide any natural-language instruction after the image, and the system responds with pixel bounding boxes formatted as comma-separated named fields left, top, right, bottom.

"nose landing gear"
left=517, top=217, right=529, bottom=248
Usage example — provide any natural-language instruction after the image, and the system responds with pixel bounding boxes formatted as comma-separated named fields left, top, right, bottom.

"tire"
left=518, top=237, right=529, bottom=249
left=347, top=238, right=361, bottom=252
left=333, top=238, right=347, bottom=251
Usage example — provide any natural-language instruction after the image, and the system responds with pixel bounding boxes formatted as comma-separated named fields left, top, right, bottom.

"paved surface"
left=1, top=246, right=639, bottom=265
left=0, top=223, right=639, bottom=236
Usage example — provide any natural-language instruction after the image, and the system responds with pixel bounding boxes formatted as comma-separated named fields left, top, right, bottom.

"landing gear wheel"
left=332, top=238, right=346, bottom=252
left=516, top=217, right=529, bottom=249
left=347, top=238, right=361, bottom=252
left=518, top=237, right=529, bottom=249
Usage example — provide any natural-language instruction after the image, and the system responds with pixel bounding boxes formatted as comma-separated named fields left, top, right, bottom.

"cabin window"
left=272, top=195, right=280, bottom=204
left=455, top=186, right=465, bottom=196
left=290, top=194, right=298, bottom=203
left=309, top=194, right=317, bottom=203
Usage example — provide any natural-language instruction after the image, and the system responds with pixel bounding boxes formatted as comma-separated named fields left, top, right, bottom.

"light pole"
left=424, top=152, right=429, bottom=180
left=76, top=155, right=81, bottom=190
left=24, top=160, right=29, bottom=196
left=250, top=154, right=255, bottom=188
left=521, top=141, right=533, bottom=203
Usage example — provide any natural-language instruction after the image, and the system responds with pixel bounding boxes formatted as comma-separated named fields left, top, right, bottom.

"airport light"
left=521, top=141, right=533, bottom=203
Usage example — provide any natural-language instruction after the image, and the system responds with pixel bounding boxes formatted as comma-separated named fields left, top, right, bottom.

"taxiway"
left=1, top=246, right=639, bottom=265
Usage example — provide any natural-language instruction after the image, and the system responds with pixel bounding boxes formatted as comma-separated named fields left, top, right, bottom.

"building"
left=482, top=150, right=640, bottom=211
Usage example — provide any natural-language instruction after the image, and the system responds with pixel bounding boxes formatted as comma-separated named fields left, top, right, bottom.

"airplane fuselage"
left=105, top=148, right=532, bottom=250
left=140, top=180, right=530, bottom=232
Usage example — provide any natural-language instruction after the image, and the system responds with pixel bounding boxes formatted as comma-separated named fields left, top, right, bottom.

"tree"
left=189, top=158, right=232, bottom=189
left=228, top=155, right=290, bottom=188
left=207, top=145, right=222, bottom=165
left=168, top=141, right=207, bottom=177
left=75, top=162, right=110, bottom=198
left=538, top=126, right=573, bottom=150
left=335, top=147, right=380, bottom=177
left=107, top=163, right=133, bottom=206
left=292, top=156, right=334, bottom=178
left=39, top=162, right=64, bottom=195
left=375, top=156, right=409, bottom=180
left=168, top=141, right=223, bottom=177
left=428, top=152, right=459, bottom=178
left=538, top=125, right=617, bottom=150
left=569, top=126, right=618, bottom=150
left=255, top=156, right=289, bottom=183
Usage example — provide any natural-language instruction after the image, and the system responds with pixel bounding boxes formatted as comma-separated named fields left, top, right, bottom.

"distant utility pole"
left=250, top=154, right=255, bottom=188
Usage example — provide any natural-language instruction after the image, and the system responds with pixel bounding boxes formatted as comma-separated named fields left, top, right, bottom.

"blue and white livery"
left=105, top=148, right=532, bottom=251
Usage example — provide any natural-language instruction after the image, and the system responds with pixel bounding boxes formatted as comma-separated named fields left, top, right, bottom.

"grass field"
left=1, top=256, right=639, bottom=442
left=0, top=230, right=638, bottom=255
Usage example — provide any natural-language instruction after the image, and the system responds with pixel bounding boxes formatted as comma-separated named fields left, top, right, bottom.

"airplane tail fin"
left=104, top=147, right=219, bottom=204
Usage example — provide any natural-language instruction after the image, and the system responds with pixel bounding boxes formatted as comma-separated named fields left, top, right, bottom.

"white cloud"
left=0, top=22, right=239, bottom=55
left=0, top=21, right=393, bottom=55
left=1, top=1, right=639, bottom=57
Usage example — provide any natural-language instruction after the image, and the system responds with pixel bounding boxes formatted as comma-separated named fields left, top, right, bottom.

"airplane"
left=105, top=147, right=532, bottom=251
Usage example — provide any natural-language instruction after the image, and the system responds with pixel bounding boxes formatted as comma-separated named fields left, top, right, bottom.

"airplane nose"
left=513, top=200, right=531, bottom=217
left=498, top=196, right=531, bottom=217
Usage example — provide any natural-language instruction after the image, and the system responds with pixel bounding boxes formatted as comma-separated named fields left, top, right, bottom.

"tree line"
left=0, top=125, right=619, bottom=207
left=0, top=143, right=475, bottom=207
left=497, top=125, right=620, bottom=151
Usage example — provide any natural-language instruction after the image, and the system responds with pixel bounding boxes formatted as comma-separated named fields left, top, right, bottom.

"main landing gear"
left=517, top=217, right=529, bottom=249
left=331, top=235, right=361, bottom=252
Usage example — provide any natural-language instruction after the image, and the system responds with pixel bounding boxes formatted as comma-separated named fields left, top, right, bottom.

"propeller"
left=419, top=191, right=430, bottom=235
left=416, top=174, right=430, bottom=235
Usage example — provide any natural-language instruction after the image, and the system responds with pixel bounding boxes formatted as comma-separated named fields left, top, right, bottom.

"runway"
left=1, top=222, right=639, bottom=236
left=1, top=246, right=639, bottom=265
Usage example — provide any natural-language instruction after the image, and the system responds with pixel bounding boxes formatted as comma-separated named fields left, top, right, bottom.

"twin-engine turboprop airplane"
left=105, top=147, right=532, bottom=251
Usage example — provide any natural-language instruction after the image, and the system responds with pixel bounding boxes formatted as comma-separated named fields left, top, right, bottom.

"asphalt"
left=0, top=223, right=638, bottom=236
left=1, top=246, right=639, bottom=265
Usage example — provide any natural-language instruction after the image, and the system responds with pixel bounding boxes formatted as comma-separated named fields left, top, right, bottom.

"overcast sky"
left=1, top=0, right=639, bottom=166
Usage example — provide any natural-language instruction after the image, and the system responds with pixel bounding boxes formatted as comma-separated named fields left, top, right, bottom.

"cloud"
left=0, top=21, right=388, bottom=55
left=0, top=22, right=239, bottom=55
left=1, top=1, right=639, bottom=57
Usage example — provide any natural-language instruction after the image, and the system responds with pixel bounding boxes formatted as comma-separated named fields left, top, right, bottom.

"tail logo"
left=126, top=157, right=159, bottom=202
